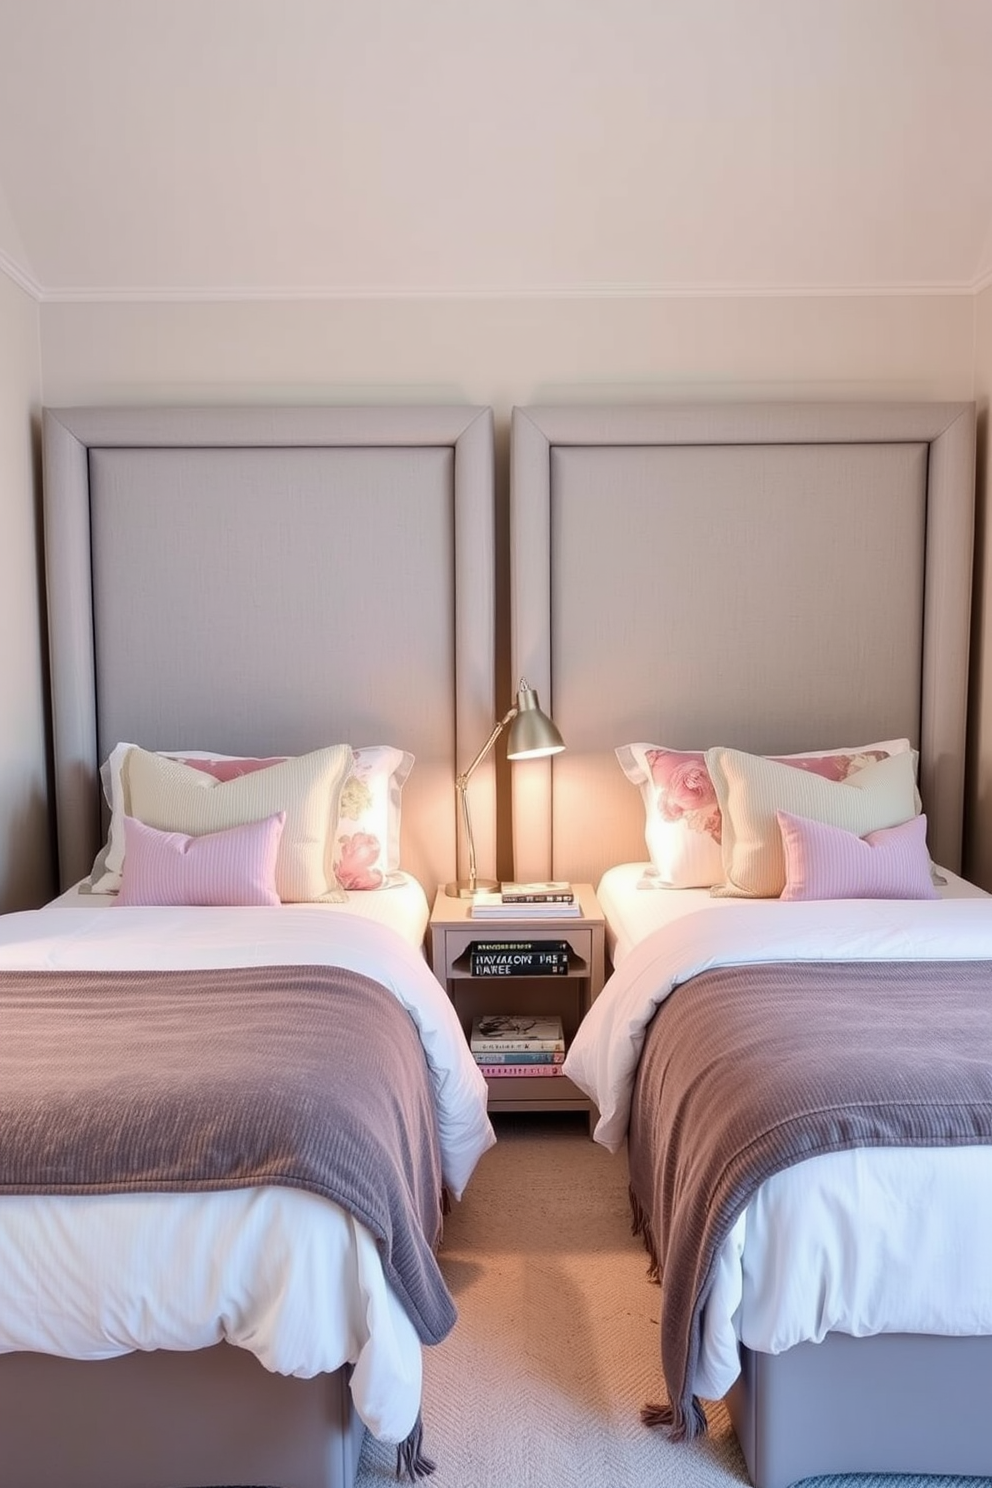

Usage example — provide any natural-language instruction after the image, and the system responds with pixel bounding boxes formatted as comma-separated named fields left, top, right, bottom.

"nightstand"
left=429, top=884, right=605, bottom=1118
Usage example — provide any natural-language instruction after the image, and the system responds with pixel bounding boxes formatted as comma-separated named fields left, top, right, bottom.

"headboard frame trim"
left=510, top=401, right=976, bottom=884
left=43, top=404, right=495, bottom=895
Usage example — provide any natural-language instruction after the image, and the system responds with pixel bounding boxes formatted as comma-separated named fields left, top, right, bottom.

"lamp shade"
left=506, top=681, right=564, bottom=760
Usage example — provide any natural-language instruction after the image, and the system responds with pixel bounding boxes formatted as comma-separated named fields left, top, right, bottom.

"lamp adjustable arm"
left=455, top=703, right=518, bottom=795
left=455, top=702, right=518, bottom=892
left=447, top=678, right=563, bottom=898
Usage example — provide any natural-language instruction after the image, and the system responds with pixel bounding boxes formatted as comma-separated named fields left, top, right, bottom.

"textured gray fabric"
left=0, top=1347, right=363, bottom=1488
left=730, top=1333, right=992, bottom=1485
left=627, top=959, right=992, bottom=1439
left=0, top=963, right=453, bottom=1344
left=509, top=401, right=975, bottom=884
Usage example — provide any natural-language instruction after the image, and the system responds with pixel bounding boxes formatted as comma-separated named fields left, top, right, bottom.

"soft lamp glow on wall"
left=445, top=678, right=564, bottom=897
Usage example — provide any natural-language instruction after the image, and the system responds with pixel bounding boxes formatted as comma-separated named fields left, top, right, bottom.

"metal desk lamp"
left=446, top=678, right=564, bottom=897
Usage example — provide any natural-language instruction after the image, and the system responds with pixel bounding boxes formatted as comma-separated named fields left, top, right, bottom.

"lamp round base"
left=444, top=878, right=498, bottom=899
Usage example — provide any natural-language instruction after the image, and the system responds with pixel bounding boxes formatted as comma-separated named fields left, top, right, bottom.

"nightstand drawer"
left=481, top=1072, right=586, bottom=1108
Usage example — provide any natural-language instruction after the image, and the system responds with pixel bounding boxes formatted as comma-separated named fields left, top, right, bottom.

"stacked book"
left=470, top=1014, right=566, bottom=1078
left=470, top=881, right=580, bottom=919
left=468, top=939, right=570, bottom=976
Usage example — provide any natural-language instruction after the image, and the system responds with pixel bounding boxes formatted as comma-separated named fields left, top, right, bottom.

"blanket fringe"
left=629, top=1184, right=709, bottom=1443
left=640, top=1395, right=708, bottom=1441
left=395, top=1412, right=436, bottom=1480
left=628, top=1182, right=660, bottom=1282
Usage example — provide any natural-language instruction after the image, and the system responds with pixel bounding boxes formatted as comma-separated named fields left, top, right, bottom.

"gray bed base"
left=0, top=1345, right=365, bottom=1488
left=727, top=1333, right=992, bottom=1488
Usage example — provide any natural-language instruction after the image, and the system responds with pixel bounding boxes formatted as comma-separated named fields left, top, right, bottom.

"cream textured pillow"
left=122, top=744, right=352, bottom=903
left=705, top=747, right=921, bottom=899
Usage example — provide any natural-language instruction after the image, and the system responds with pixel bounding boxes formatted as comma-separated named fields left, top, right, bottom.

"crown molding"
left=0, top=246, right=41, bottom=300
left=35, top=277, right=983, bottom=304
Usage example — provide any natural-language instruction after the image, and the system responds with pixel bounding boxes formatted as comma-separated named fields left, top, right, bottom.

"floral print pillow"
left=332, top=746, right=414, bottom=889
left=616, top=740, right=908, bottom=889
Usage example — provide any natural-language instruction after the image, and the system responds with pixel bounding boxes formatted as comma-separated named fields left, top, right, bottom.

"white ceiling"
left=2, top=0, right=991, bottom=300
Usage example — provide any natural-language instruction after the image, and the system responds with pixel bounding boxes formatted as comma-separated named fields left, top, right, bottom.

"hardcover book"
left=476, top=1063, right=565, bottom=1078
left=499, top=880, right=575, bottom=904
left=470, top=1014, right=565, bottom=1053
left=473, top=1049, right=565, bottom=1065
left=471, top=893, right=581, bottom=919
left=469, top=940, right=571, bottom=954
left=469, top=948, right=569, bottom=976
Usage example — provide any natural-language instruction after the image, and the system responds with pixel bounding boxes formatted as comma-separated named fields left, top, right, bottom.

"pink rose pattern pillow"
left=648, top=750, right=722, bottom=840
left=617, top=741, right=904, bottom=889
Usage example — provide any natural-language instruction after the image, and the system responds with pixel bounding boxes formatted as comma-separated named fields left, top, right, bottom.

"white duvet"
left=565, top=894, right=992, bottom=1399
left=0, top=904, right=495, bottom=1443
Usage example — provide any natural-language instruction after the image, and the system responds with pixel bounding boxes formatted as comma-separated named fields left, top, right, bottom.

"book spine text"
left=469, top=940, right=570, bottom=953
left=469, top=953, right=569, bottom=976
left=477, top=1064, right=565, bottom=1078
left=501, top=893, right=575, bottom=904
left=470, top=1039, right=564, bottom=1053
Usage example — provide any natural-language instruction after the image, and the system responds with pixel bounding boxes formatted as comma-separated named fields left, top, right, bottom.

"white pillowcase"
left=706, top=746, right=922, bottom=899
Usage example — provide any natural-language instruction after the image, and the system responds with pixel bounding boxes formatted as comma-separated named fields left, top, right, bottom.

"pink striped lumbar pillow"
left=777, top=810, right=937, bottom=902
left=117, top=812, right=285, bottom=907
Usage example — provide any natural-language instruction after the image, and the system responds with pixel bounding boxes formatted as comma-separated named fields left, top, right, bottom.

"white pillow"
left=121, top=744, right=352, bottom=903
left=705, top=746, right=922, bottom=899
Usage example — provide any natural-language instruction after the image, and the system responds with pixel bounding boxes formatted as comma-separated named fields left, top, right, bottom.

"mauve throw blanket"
left=0, top=963, right=454, bottom=1347
left=627, top=958, right=992, bottom=1439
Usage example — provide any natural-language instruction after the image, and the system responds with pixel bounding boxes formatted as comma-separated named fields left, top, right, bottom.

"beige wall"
left=40, top=293, right=976, bottom=417
left=967, top=282, right=992, bottom=887
left=0, top=268, right=52, bottom=908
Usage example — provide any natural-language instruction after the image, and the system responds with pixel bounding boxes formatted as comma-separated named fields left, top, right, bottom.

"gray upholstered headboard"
left=510, top=401, right=976, bottom=885
left=43, top=404, right=495, bottom=897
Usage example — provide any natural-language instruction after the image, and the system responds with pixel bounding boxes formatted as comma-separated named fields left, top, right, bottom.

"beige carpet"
left=356, top=1112, right=748, bottom=1488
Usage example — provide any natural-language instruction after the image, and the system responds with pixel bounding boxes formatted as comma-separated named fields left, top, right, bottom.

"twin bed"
left=510, top=401, right=992, bottom=1486
left=0, top=405, right=498, bottom=1488
left=2, top=398, right=990, bottom=1488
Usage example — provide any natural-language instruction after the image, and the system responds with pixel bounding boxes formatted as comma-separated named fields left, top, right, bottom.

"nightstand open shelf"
left=429, top=884, right=605, bottom=1119
left=448, top=946, right=589, bottom=978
